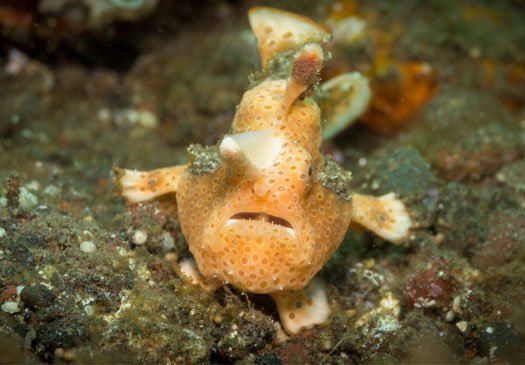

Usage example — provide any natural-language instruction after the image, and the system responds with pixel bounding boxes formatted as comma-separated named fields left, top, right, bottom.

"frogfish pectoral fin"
left=270, top=277, right=331, bottom=334
left=319, top=72, right=371, bottom=140
left=351, top=192, right=412, bottom=243
left=113, top=165, right=187, bottom=204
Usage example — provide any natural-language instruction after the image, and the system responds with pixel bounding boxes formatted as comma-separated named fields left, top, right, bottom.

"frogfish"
left=115, top=7, right=411, bottom=334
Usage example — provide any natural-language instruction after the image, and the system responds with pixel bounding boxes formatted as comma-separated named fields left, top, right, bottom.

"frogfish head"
left=177, top=126, right=351, bottom=294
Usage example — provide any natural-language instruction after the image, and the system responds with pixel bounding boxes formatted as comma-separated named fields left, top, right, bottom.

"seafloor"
left=1, top=0, right=525, bottom=364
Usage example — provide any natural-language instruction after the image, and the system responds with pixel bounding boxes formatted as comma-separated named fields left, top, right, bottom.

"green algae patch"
left=187, top=144, right=222, bottom=174
left=317, top=155, right=353, bottom=201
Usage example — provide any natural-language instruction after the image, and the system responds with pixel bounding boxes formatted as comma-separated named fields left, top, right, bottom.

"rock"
left=35, top=316, right=90, bottom=360
left=17, top=233, right=46, bottom=247
left=213, top=310, right=274, bottom=362
left=435, top=183, right=489, bottom=252
left=372, top=147, right=436, bottom=195
left=403, top=257, right=458, bottom=308
left=180, top=329, right=208, bottom=364
left=21, top=284, right=56, bottom=311
left=9, top=240, right=35, bottom=266
left=1, top=285, right=17, bottom=301
left=496, top=159, right=525, bottom=205
left=162, top=232, right=175, bottom=250
left=43, top=185, right=60, bottom=196
left=472, top=209, right=525, bottom=268
left=18, top=187, right=38, bottom=210
left=255, top=352, right=283, bottom=365
left=277, top=341, right=313, bottom=365
left=401, top=87, right=522, bottom=181
left=1, top=301, right=21, bottom=314
left=477, top=322, right=525, bottom=362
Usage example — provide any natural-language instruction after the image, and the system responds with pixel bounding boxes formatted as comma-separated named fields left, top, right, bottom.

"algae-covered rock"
left=497, top=159, right=525, bottom=194
left=20, top=285, right=56, bottom=311
left=317, top=155, right=353, bottom=201
left=401, top=87, right=523, bottom=181
left=370, top=147, right=436, bottom=196
left=187, top=144, right=222, bottom=174
left=434, top=182, right=489, bottom=253
left=213, top=309, right=275, bottom=362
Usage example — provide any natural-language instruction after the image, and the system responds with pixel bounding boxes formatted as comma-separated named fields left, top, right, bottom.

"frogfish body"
left=116, top=7, right=411, bottom=334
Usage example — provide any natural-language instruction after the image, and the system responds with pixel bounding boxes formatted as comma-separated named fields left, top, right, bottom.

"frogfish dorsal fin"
left=248, top=7, right=330, bottom=69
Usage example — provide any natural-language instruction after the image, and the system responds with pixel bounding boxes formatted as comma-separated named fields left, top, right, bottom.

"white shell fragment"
left=79, top=240, right=97, bottom=253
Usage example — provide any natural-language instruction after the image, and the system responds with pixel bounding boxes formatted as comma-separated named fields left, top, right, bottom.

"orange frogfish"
left=115, top=7, right=411, bottom=334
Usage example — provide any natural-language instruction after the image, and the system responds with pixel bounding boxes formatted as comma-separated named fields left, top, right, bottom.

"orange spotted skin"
left=176, top=80, right=352, bottom=294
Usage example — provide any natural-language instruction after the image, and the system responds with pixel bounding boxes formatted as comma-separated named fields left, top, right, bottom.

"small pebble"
left=84, top=305, right=95, bottom=316
left=79, top=241, right=96, bottom=253
left=16, top=285, right=25, bottom=295
left=25, top=180, right=40, bottom=191
left=132, top=230, right=148, bottom=245
left=456, top=321, right=468, bottom=333
left=162, top=232, right=175, bottom=250
left=115, top=108, right=158, bottom=128
left=18, top=187, right=38, bottom=210
left=54, top=348, right=65, bottom=359
left=213, top=314, right=223, bottom=325
left=345, top=309, right=357, bottom=318
left=138, top=110, right=159, bottom=128
left=97, top=108, right=112, bottom=123
left=319, top=336, right=332, bottom=352
left=0, top=227, right=6, bottom=238
left=445, top=310, right=455, bottom=322
left=0, top=197, right=7, bottom=207
left=1, top=301, right=20, bottom=314
left=63, top=350, right=76, bottom=362
left=43, top=185, right=60, bottom=196
left=452, top=295, right=462, bottom=315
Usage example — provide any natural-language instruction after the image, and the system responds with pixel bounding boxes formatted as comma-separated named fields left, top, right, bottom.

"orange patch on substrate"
left=325, top=0, right=358, bottom=21
left=359, top=61, right=438, bottom=134
left=482, top=60, right=525, bottom=110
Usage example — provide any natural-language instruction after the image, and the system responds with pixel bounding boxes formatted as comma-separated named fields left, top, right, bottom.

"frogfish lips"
left=203, top=211, right=314, bottom=293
